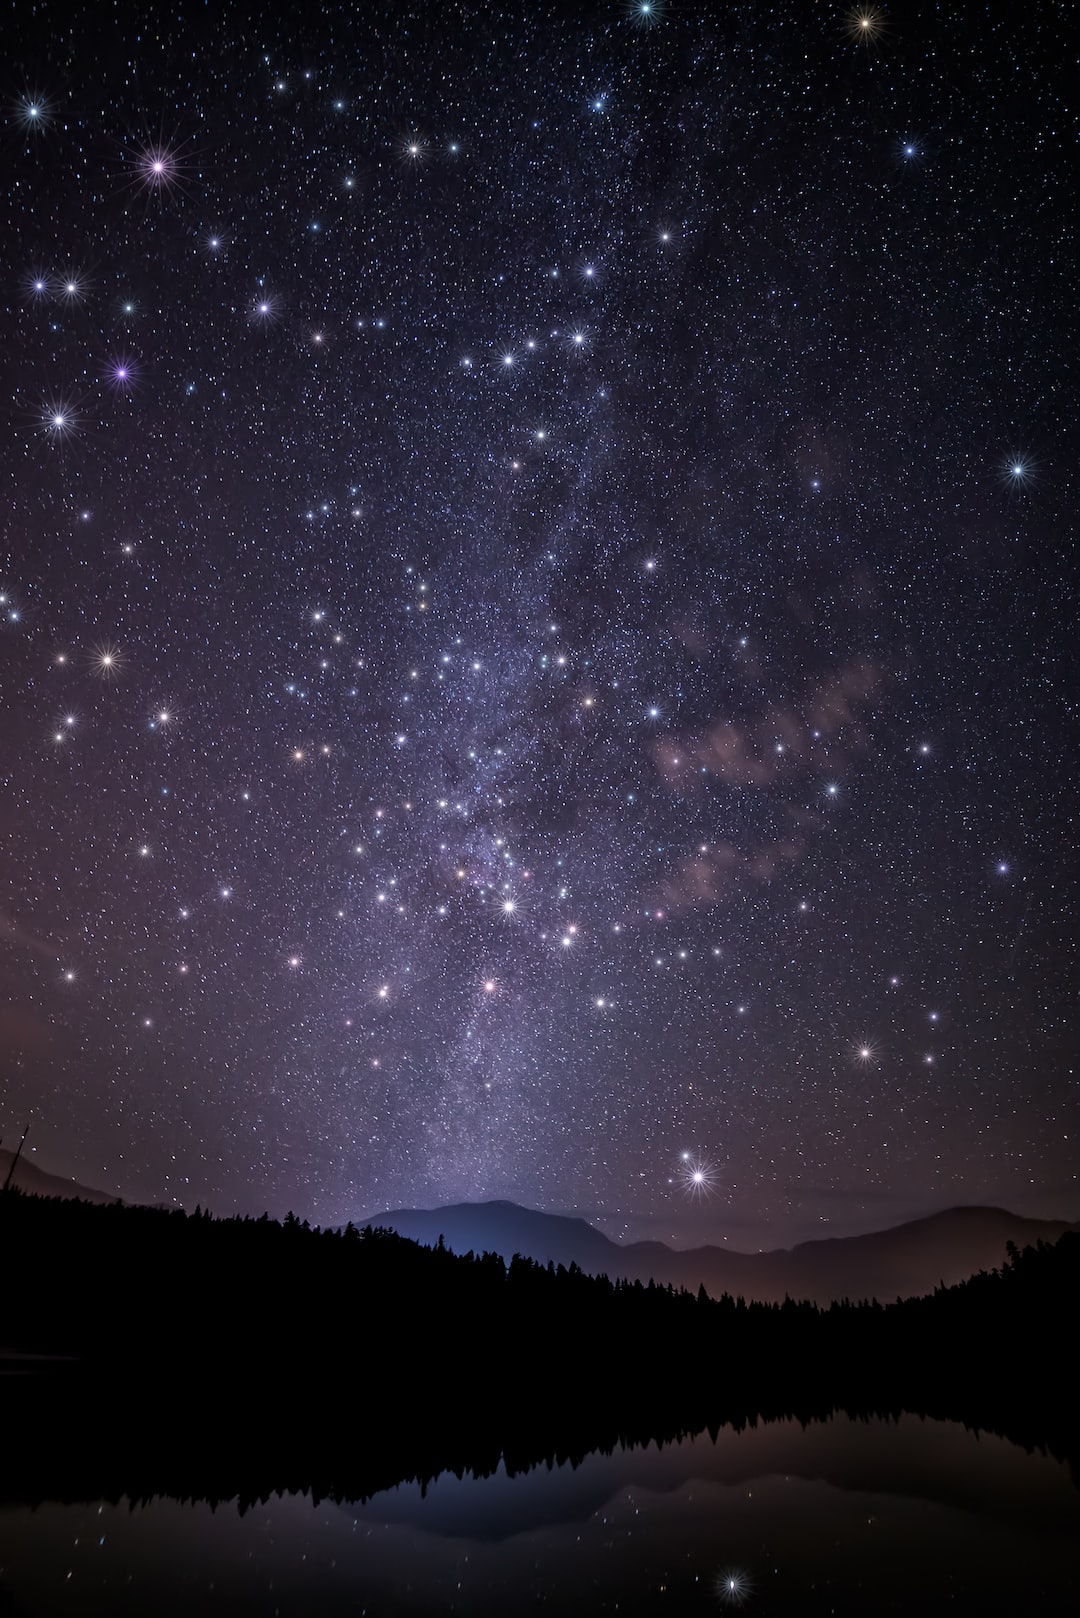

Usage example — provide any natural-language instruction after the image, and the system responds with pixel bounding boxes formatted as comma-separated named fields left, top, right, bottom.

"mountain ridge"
left=6, top=1148, right=1074, bottom=1307
left=0, top=1147, right=121, bottom=1207
left=361, top=1198, right=1080, bottom=1305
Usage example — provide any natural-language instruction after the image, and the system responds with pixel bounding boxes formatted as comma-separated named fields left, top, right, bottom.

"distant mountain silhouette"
left=0, top=1148, right=119, bottom=1207
left=362, top=1199, right=1080, bottom=1304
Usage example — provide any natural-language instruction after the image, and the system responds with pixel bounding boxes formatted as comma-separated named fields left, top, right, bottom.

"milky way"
left=1, top=1, right=1075, bottom=1245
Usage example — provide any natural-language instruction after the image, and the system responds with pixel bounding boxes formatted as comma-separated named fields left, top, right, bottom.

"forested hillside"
left=2, top=1189, right=1075, bottom=1507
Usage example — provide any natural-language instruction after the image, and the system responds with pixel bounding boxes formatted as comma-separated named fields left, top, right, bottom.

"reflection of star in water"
left=715, top=1567, right=752, bottom=1606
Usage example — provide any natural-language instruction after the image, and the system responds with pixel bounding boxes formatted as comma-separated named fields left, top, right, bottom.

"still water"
left=1, top=1415, right=1077, bottom=1615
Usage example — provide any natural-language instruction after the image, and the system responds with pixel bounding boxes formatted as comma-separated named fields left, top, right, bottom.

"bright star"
left=18, top=93, right=52, bottom=132
left=107, top=355, right=137, bottom=391
left=678, top=1153, right=716, bottom=1199
left=92, top=643, right=124, bottom=678
left=135, top=143, right=182, bottom=193
left=846, top=7, right=884, bottom=44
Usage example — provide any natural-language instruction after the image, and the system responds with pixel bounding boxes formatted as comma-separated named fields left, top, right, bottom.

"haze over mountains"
left=5, top=1146, right=1074, bottom=1306
left=362, top=1199, right=1080, bottom=1306
left=0, top=1147, right=120, bottom=1207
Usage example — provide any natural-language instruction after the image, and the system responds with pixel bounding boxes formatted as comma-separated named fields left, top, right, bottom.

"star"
left=0, top=0, right=1067, bottom=1279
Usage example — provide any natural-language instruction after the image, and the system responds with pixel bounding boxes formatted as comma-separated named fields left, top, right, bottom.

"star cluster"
left=0, top=1, right=1074, bottom=1245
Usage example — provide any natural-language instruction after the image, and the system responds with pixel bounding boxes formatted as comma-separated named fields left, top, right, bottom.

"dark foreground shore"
left=2, top=1189, right=1076, bottom=1508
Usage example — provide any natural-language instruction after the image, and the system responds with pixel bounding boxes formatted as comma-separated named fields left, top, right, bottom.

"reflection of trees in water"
left=1, top=1189, right=1076, bottom=1510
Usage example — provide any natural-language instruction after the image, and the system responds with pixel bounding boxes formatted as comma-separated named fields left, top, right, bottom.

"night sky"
left=1, top=0, right=1075, bottom=1249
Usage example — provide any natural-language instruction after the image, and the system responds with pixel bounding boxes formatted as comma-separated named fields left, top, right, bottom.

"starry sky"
left=1, top=0, right=1075, bottom=1248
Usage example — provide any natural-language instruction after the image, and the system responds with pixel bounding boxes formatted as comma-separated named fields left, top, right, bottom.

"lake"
left=1, top=1413, right=1077, bottom=1614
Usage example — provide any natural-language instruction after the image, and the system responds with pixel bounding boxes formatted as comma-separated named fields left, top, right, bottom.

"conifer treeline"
left=1, top=1189, right=1075, bottom=1507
